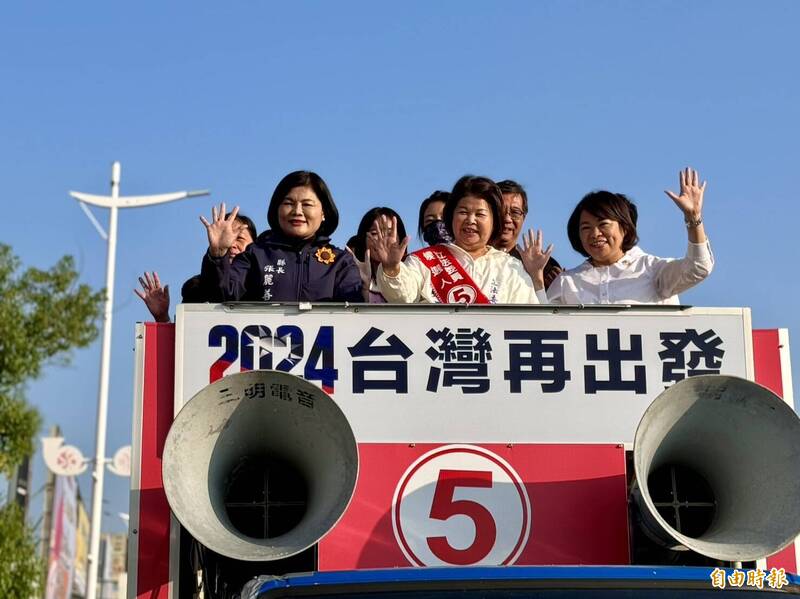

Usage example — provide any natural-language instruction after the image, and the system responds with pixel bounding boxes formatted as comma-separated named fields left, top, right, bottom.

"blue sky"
left=1, top=1, right=798, bottom=534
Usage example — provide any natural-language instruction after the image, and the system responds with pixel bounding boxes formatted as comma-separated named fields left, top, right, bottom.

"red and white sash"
left=411, top=245, right=490, bottom=304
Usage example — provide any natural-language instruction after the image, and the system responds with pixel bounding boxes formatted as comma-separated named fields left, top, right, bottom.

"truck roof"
left=246, top=566, right=800, bottom=598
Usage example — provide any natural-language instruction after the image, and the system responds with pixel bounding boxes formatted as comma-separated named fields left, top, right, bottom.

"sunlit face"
left=579, top=210, right=626, bottom=266
left=498, top=193, right=526, bottom=248
left=452, top=196, right=493, bottom=253
left=277, top=186, right=324, bottom=239
left=229, top=224, right=254, bottom=258
left=422, top=200, right=446, bottom=227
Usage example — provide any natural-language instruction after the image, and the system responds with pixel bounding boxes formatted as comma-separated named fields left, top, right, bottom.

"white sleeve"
left=505, top=259, right=543, bottom=304
left=519, top=273, right=544, bottom=304
left=545, top=273, right=567, bottom=304
left=653, top=241, right=715, bottom=299
left=376, top=255, right=429, bottom=303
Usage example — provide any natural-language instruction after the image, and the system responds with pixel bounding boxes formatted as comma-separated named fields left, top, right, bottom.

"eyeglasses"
left=503, top=208, right=526, bottom=222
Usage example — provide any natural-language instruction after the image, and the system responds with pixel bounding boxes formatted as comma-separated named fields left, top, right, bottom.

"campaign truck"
left=127, top=303, right=800, bottom=598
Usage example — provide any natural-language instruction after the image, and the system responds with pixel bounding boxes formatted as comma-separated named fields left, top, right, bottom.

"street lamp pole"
left=70, top=162, right=209, bottom=599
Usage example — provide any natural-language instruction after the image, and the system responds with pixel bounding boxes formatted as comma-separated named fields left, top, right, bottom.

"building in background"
left=5, top=455, right=33, bottom=513
left=98, top=533, right=128, bottom=599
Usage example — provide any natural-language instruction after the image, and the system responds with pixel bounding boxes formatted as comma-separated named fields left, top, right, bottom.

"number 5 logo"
left=392, top=445, right=531, bottom=567
left=446, top=284, right=477, bottom=304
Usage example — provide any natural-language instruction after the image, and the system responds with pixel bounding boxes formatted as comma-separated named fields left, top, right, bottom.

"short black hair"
left=226, top=212, right=257, bottom=242
left=567, top=191, right=639, bottom=257
left=444, top=175, right=503, bottom=241
left=266, top=170, right=339, bottom=238
left=497, top=179, right=529, bottom=215
left=417, top=191, right=450, bottom=239
left=348, top=207, right=407, bottom=262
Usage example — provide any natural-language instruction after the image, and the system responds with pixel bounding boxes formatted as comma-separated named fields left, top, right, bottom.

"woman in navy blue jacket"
left=200, top=171, right=363, bottom=302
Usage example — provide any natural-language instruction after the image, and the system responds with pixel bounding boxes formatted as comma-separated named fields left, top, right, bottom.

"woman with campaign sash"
left=371, top=175, right=552, bottom=304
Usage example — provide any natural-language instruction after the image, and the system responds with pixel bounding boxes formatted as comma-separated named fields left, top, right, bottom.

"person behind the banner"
left=200, top=170, right=363, bottom=302
left=346, top=207, right=409, bottom=303
left=545, top=167, right=713, bottom=305
left=371, top=175, right=552, bottom=304
left=136, top=212, right=257, bottom=322
left=494, top=179, right=562, bottom=290
left=417, top=190, right=453, bottom=246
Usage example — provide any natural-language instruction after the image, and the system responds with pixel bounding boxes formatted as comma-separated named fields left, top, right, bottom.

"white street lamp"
left=70, top=162, right=209, bottom=599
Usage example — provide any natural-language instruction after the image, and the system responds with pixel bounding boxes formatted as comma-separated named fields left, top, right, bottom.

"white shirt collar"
left=576, top=245, right=645, bottom=271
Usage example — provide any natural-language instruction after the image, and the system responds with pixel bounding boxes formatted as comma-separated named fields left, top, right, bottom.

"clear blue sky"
left=1, top=1, right=798, bottom=534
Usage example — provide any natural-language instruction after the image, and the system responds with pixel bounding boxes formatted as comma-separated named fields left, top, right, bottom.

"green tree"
left=0, top=242, right=103, bottom=474
left=0, top=243, right=103, bottom=597
left=0, top=392, right=41, bottom=477
left=0, top=503, right=43, bottom=598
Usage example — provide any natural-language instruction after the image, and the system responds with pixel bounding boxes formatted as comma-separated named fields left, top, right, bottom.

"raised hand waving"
left=367, top=215, right=409, bottom=276
left=665, top=167, right=706, bottom=221
left=517, top=229, right=553, bottom=290
left=134, top=271, right=170, bottom=323
left=200, top=202, right=242, bottom=257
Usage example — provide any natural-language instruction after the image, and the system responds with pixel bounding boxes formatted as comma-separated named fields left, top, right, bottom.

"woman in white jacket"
left=370, top=175, right=552, bottom=304
left=542, top=168, right=713, bottom=305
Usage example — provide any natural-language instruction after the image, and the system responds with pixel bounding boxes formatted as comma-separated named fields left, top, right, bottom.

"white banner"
left=176, top=304, right=753, bottom=444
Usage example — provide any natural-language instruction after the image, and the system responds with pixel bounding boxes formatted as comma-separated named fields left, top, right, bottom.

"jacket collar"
left=258, top=229, right=332, bottom=250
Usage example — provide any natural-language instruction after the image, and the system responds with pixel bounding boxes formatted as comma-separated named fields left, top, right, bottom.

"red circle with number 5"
left=392, top=445, right=531, bottom=567
left=446, top=284, right=478, bottom=304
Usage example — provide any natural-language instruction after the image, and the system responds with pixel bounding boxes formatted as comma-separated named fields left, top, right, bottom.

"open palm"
left=517, top=229, right=553, bottom=278
left=200, top=202, right=241, bottom=257
left=368, top=215, right=409, bottom=271
left=134, top=271, right=170, bottom=323
left=665, top=167, right=706, bottom=219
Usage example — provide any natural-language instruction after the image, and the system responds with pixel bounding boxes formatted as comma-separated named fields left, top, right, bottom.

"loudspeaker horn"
left=163, top=370, right=359, bottom=561
left=632, top=374, right=800, bottom=562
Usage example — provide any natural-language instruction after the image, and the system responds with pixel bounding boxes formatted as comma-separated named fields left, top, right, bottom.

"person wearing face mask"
left=545, top=167, right=713, bottom=304
left=494, top=180, right=562, bottom=290
left=200, top=170, right=363, bottom=302
left=371, top=175, right=551, bottom=304
left=135, top=212, right=257, bottom=321
left=418, top=191, right=453, bottom=246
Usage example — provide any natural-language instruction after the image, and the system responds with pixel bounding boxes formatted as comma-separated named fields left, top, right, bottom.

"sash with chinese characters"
left=411, top=245, right=490, bottom=305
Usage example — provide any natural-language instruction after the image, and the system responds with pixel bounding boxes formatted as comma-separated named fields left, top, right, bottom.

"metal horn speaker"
left=632, top=374, right=800, bottom=562
left=163, top=370, right=358, bottom=561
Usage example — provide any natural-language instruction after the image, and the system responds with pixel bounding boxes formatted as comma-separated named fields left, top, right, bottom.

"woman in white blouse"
left=543, top=168, right=713, bottom=305
left=370, top=175, right=552, bottom=304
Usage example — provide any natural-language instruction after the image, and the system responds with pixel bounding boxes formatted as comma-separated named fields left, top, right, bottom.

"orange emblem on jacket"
left=315, top=246, right=336, bottom=265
